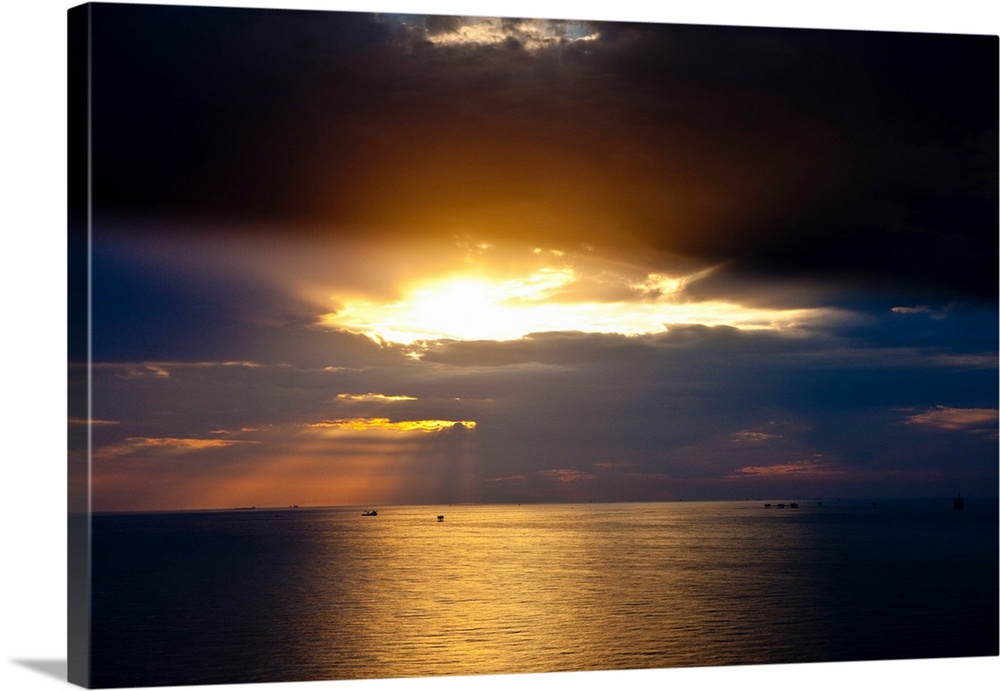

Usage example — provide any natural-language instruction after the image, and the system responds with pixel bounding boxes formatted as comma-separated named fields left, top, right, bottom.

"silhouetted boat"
left=437, top=515, right=445, bottom=522
left=953, top=495, right=965, bottom=510
left=362, top=509, right=378, bottom=516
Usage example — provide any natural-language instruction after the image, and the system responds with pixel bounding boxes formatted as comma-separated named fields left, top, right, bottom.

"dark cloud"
left=88, top=4, right=997, bottom=301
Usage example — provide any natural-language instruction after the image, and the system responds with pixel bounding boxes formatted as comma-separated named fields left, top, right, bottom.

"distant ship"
left=362, top=509, right=378, bottom=516
left=953, top=495, right=965, bottom=511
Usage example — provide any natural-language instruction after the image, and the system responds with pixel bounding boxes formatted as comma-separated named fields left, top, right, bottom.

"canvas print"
left=68, top=2, right=998, bottom=688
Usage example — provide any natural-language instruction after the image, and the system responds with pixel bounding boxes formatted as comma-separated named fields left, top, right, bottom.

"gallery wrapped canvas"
left=68, top=2, right=997, bottom=689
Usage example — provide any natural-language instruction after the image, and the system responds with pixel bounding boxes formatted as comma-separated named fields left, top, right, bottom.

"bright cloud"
left=416, top=17, right=599, bottom=52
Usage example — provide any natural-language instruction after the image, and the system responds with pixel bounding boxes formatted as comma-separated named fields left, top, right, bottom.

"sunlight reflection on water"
left=90, top=500, right=998, bottom=687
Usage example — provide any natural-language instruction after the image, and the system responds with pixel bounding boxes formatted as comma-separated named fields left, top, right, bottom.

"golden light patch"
left=130, top=437, right=243, bottom=449
left=308, top=418, right=477, bottom=433
left=336, top=393, right=418, bottom=403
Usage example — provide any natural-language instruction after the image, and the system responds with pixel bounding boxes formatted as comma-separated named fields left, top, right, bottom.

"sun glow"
left=319, top=260, right=837, bottom=347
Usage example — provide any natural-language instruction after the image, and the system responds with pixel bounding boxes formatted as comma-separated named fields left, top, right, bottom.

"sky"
left=72, top=1, right=998, bottom=512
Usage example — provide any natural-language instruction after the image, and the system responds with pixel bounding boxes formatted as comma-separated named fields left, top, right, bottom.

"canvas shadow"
left=12, top=659, right=67, bottom=682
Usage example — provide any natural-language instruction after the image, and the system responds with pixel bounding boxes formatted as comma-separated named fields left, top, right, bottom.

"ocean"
left=88, top=499, right=998, bottom=688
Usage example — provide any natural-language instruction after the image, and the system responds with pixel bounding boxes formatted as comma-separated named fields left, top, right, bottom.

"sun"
left=316, top=245, right=843, bottom=348
left=321, top=269, right=579, bottom=343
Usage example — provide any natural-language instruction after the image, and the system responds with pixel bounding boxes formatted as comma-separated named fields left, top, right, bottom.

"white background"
left=2, top=2, right=997, bottom=690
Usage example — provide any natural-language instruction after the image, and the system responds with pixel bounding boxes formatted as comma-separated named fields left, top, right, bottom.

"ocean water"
left=89, top=499, right=998, bottom=688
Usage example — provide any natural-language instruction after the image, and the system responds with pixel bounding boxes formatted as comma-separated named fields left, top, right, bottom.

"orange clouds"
left=540, top=469, right=596, bottom=483
left=904, top=406, right=998, bottom=432
left=733, top=458, right=844, bottom=478
left=96, top=436, right=261, bottom=460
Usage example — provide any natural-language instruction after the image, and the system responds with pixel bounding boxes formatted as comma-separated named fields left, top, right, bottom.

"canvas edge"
left=67, top=3, right=93, bottom=688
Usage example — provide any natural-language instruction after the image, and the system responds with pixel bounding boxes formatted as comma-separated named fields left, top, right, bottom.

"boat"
left=362, top=509, right=378, bottom=516
left=953, top=494, right=965, bottom=510
left=437, top=515, right=444, bottom=522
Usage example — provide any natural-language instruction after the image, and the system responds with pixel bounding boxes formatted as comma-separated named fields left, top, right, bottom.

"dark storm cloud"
left=588, top=23, right=998, bottom=300
left=89, top=4, right=997, bottom=301
left=90, top=5, right=397, bottom=223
